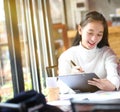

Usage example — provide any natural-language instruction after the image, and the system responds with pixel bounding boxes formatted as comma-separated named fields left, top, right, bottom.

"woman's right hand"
left=71, top=66, right=84, bottom=74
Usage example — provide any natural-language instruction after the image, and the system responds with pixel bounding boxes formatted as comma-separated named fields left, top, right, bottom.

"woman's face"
left=79, top=21, right=104, bottom=49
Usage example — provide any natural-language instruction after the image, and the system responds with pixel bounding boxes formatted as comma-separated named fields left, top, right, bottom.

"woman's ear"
left=78, top=25, right=82, bottom=35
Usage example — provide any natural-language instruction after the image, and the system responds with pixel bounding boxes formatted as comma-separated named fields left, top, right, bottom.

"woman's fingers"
left=88, top=78, right=101, bottom=88
left=88, top=78, right=116, bottom=91
left=74, top=66, right=84, bottom=72
left=71, top=66, right=84, bottom=74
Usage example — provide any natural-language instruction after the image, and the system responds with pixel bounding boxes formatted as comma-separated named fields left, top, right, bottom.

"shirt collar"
left=79, top=42, right=98, bottom=53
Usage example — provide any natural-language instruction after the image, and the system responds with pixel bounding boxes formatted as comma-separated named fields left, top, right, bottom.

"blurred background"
left=0, top=0, right=120, bottom=102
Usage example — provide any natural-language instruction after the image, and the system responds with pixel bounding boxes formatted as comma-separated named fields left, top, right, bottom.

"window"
left=0, top=0, right=56, bottom=102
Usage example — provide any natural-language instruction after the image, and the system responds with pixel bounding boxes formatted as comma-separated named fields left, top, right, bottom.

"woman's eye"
left=87, top=32, right=93, bottom=35
left=97, top=34, right=103, bottom=37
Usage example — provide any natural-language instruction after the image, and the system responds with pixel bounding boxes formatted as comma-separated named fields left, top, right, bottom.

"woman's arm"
left=88, top=48, right=120, bottom=91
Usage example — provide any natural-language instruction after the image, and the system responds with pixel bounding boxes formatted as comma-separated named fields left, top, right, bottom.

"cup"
left=46, top=77, right=59, bottom=102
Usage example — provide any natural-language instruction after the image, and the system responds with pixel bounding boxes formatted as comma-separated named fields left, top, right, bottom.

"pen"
left=71, top=60, right=85, bottom=72
left=71, top=60, right=76, bottom=66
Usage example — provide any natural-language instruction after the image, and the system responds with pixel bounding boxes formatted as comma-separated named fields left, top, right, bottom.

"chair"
left=46, top=65, right=58, bottom=77
left=0, top=103, right=26, bottom=112
left=0, top=90, right=45, bottom=112
left=0, top=90, right=63, bottom=112
left=92, top=105, right=120, bottom=112
left=70, top=98, right=120, bottom=112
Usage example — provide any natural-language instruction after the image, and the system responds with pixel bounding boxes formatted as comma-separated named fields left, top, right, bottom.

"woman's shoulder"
left=100, top=46, right=116, bottom=56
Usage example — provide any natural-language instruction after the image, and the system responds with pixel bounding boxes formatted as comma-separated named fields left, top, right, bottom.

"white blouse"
left=58, top=44, right=120, bottom=89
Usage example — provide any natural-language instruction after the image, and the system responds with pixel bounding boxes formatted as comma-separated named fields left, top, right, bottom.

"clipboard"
left=58, top=73, right=99, bottom=93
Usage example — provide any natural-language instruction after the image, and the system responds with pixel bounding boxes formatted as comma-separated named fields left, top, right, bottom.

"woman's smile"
left=80, top=21, right=104, bottom=49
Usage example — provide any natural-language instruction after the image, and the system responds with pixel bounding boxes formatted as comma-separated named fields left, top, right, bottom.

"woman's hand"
left=71, top=66, right=84, bottom=74
left=88, top=78, right=116, bottom=91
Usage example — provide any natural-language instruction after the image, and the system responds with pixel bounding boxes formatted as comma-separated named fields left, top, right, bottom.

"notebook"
left=58, top=73, right=99, bottom=93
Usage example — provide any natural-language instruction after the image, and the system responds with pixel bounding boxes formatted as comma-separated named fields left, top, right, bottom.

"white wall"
left=65, top=0, right=88, bottom=29
left=65, top=0, right=120, bottom=30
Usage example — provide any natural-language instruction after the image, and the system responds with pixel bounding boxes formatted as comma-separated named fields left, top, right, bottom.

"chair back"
left=0, top=103, right=26, bottom=112
left=46, top=65, right=58, bottom=77
left=70, top=98, right=120, bottom=112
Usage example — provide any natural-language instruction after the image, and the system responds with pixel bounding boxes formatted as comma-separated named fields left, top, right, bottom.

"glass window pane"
left=15, top=0, right=32, bottom=91
left=0, top=0, right=13, bottom=102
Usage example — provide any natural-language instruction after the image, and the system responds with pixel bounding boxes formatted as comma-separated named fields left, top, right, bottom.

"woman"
left=58, top=11, right=120, bottom=91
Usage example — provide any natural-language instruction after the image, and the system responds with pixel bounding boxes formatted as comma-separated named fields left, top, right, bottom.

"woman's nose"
left=91, top=35, right=97, bottom=41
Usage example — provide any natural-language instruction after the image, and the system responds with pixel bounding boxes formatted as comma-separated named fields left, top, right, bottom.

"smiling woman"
left=58, top=11, right=120, bottom=92
left=77, top=21, right=104, bottom=49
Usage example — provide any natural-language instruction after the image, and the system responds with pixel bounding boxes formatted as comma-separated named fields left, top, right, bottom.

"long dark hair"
left=72, top=11, right=109, bottom=48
